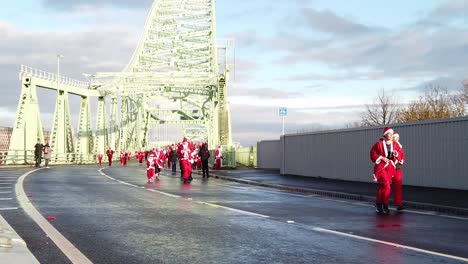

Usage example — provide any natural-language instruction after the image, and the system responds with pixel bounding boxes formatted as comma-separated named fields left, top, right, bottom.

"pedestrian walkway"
left=208, top=168, right=468, bottom=215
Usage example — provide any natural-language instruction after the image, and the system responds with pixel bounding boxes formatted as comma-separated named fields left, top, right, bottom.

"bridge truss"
left=7, top=0, right=233, bottom=164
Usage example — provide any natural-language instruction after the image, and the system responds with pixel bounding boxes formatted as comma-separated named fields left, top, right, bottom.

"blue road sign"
left=279, top=107, right=288, bottom=117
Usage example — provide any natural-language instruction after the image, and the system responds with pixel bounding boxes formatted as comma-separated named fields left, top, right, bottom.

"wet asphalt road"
left=3, top=164, right=468, bottom=263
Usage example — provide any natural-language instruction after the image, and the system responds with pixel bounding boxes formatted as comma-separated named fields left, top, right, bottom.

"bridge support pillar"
left=95, top=96, right=108, bottom=156
left=76, top=96, right=94, bottom=163
left=50, top=90, right=75, bottom=163
left=109, top=96, right=119, bottom=151
left=7, top=76, right=44, bottom=164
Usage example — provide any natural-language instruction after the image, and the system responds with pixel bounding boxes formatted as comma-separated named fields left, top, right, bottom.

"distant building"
left=0, top=127, right=13, bottom=150
left=0, top=127, right=50, bottom=150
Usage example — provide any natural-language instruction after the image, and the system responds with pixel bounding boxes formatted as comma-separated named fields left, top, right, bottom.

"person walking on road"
left=106, top=147, right=114, bottom=166
left=392, top=133, right=405, bottom=211
left=43, top=141, right=52, bottom=168
left=170, top=146, right=178, bottom=175
left=34, top=138, right=43, bottom=168
left=200, top=143, right=210, bottom=178
left=370, top=127, right=401, bottom=215
left=214, top=145, right=223, bottom=170
left=98, top=153, right=103, bottom=166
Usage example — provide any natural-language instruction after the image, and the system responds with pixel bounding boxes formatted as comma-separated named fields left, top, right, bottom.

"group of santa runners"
left=98, top=137, right=224, bottom=184
left=370, top=127, right=405, bottom=215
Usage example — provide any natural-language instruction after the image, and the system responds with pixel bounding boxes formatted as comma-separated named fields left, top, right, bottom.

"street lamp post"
left=57, top=54, right=64, bottom=161
left=57, top=54, right=64, bottom=89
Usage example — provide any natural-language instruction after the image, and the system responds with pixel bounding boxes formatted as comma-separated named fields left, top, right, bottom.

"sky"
left=0, top=0, right=467, bottom=146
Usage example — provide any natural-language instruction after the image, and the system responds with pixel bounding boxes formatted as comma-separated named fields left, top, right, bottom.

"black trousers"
left=202, top=159, right=209, bottom=177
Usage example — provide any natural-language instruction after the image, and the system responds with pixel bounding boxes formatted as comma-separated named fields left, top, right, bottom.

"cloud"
left=0, top=21, right=140, bottom=130
left=273, top=25, right=468, bottom=81
left=428, top=0, right=468, bottom=22
left=230, top=103, right=361, bottom=145
left=40, top=0, right=153, bottom=10
left=301, top=8, right=383, bottom=36
left=396, top=76, right=466, bottom=93
left=230, top=87, right=303, bottom=99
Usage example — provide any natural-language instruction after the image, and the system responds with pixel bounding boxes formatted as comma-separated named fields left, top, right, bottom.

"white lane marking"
left=0, top=198, right=13, bottom=201
left=0, top=183, right=12, bottom=185
left=0, top=180, right=15, bottom=182
left=146, top=188, right=181, bottom=198
left=16, top=169, right=94, bottom=264
left=100, top=169, right=269, bottom=217
left=0, top=191, right=13, bottom=194
left=0, top=207, right=18, bottom=211
left=207, top=201, right=278, bottom=204
left=0, top=187, right=12, bottom=189
left=287, top=220, right=295, bottom=224
left=313, top=227, right=468, bottom=263
left=196, top=201, right=270, bottom=218
left=99, top=168, right=181, bottom=198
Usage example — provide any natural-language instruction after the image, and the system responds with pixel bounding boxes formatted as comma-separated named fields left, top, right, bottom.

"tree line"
left=359, top=80, right=468, bottom=127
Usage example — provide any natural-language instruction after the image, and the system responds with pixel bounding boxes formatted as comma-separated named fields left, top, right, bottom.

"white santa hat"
left=383, top=127, right=394, bottom=136
left=393, top=133, right=399, bottom=138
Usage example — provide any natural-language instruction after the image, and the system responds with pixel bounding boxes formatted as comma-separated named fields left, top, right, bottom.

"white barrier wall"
left=274, top=117, right=468, bottom=190
left=257, top=140, right=281, bottom=169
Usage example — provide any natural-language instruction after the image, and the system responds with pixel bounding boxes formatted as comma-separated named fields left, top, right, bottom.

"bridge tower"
left=91, top=0, right=233, bottom=149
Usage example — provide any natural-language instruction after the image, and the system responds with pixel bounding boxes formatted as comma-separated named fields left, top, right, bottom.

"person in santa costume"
left=146, top=153, right=156, bottom=183
left=97, top=153, right=103, bottom=166
left=370, top=127, right=401, bottom=214
left=154, top=147, right=165, bottom=180
left=214, top=145, right=223, bottom=170
left=180, top=138, right=193, bottom=183
left=137, top=150, right=145, bottom=166
left=106, top=147, right=114, bottom=166
left=392, top=133, right=405, bottom=211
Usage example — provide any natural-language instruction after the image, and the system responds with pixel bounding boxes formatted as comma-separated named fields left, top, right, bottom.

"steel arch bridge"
left=6, top=0, right=233, bottom=164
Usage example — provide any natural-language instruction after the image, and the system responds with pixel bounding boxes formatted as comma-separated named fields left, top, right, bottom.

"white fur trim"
left=383, top=128, right=394, bottom=136
left=376, top=156, right=384, bottom=165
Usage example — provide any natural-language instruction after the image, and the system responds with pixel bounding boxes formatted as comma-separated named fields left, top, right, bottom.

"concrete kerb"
left=207, top=172, right=468, bottom=216
left=0, top=215, right=40, bottom=264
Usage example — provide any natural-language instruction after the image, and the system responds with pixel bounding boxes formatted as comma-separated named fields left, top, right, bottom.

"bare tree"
left=361, top=89, right=399, bottom=126
left=398, top=85, right=465, bottom=122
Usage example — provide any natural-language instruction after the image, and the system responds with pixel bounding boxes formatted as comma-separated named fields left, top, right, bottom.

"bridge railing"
left=235, top=146, right=256, bottom=168
left=0, top=150, right=98, bottom=166
left=208, top=146, right=236, bottom=169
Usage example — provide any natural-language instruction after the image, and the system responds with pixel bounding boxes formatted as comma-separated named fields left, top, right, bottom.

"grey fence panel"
left=257, top=140, right=281, bottom=169
left=280, top=117, right=468, bottom=190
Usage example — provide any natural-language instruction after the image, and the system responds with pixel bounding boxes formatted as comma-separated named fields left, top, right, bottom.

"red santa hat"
left=182, top=137, right=188, bottom=143
left=383, top=127, right=394, bottom=136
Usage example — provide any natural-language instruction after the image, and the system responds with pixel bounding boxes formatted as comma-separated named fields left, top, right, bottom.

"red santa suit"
left=370, top=130, right=401, bottom=207
left=393, top=134, right=405, bottom=208
left=146, top=155, right=156, bottom=183
left=154, top=149, right=165, bottom=180
left=181, top=140, right=192, bottom=182
left=98, top=154, right=103, bottom=166
left=120, top=152, right=127, bottom=166
left=137, top=151, right=144, bottom=165
left=214, top=146, right=223, bottom=170
left=106, top=149, right=114, bottom=166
